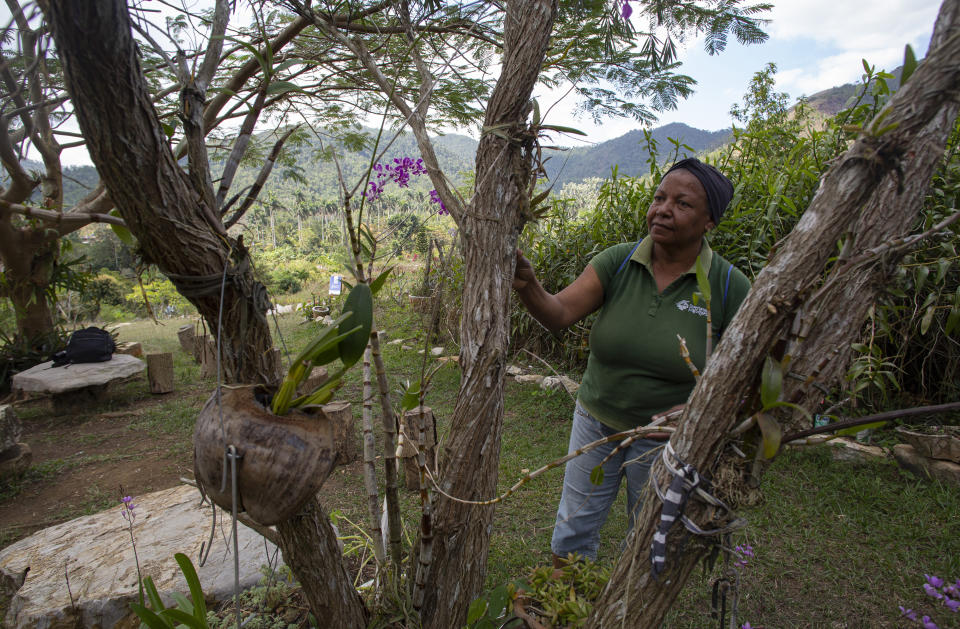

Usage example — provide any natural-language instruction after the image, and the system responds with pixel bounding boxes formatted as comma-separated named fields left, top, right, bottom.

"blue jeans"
left=551, top=402, right=663, bottom=561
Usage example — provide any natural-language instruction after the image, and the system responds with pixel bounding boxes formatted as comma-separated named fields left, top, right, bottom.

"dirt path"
left=0, top=383, right=201, bottom=548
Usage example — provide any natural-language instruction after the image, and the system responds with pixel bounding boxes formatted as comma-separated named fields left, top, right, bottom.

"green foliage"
left=124, top=276, right=195, bottom=318
left=78, top=274, right=128, bottom=320
left=467, top=556, right=610, bottom=628
left=130, top=553, right=210, bottom=629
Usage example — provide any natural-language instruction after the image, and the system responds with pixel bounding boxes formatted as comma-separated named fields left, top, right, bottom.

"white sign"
left=328, top=275, right=342, bottom=296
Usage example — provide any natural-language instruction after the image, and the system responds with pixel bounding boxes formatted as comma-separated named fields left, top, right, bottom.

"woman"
left=512, top=158, right=751, bottom=565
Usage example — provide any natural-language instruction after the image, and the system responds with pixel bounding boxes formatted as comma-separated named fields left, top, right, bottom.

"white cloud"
left=767, top=0, right=941, bottom=50
left=775, top=47, right=906, bottom=96
left=765, top=0, right=942, bottom=97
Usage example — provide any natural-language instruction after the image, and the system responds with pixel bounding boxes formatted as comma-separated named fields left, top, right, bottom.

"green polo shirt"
left=577, top=238, right=751, bottom=431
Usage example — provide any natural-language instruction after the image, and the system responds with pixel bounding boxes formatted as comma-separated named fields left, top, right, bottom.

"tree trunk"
left=44, top=0, right=278, bottom=385
left=275, top=497, right=368, bottom=628
left=588, top=2, right=960, bottom=625
left=418, top=2, right=559, bottom=627
left=0, top=224, right=58, bottom=348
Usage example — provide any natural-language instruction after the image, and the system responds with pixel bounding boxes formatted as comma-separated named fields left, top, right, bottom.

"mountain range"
left=34, top=73, right=892, bottom=208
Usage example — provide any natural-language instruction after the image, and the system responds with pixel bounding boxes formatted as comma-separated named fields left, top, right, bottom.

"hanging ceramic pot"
left=194, top=384, right=334, bottom=525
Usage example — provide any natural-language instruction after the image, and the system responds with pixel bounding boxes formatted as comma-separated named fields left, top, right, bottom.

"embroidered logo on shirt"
left=676, top=299, right=708, bottom=317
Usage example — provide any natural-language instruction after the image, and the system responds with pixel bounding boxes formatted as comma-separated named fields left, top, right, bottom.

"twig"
left=419, top=424, right=676, bottom=506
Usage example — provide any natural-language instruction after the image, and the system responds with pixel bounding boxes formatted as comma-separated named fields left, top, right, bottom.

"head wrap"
left=664, top=158, right=734, bottom=225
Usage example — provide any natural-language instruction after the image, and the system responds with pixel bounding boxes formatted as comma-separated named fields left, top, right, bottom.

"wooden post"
left=401, top=406, right=436, bottom=491
left=177, top=324, right=195, bottom=355
left=146, top=352, right=175, bottom=393
left=322, top=401, right=356, bottom=465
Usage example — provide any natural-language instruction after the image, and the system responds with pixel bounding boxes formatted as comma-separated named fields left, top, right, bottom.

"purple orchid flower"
left=944, top=597, right=960, bottom=613
left=927, top=575, right=945, bottom=589
left=621, top=1, right=632, bottom=20
left=900, top=606, right=918, bottom=621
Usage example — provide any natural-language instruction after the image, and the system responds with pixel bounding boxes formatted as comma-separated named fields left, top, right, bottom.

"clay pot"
left=194, top=385, right=335, bottom=525
left=896, top=426, right=960, bottom=464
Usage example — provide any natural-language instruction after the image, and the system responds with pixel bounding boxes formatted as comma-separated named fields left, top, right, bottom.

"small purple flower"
left=921, top=615, right=939, bottom=629
left=927, top=574, right=945, bottom=589
left=740, top=623, right=752, bottom=629
left=947, top=583, right=960, bottom=598
left=945, top=597, right=960, bottom=613
left=121, top=495, right=136, bottom=523
left=620, top=0, right=632, bottom=20
left=900, top=606, right=917, bottom=621
left=925, top=583, right=945, bottom=600
left=429, top=189, right=448, bottom=215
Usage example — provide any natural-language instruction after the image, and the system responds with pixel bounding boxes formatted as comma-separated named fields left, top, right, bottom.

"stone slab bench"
left=0, top=485, right=280, bottom=628
left=12, top=355, right=146, bottom=411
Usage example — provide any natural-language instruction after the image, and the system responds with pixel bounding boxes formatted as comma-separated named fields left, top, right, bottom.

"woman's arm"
left=513, top=250, right=604, bottom=333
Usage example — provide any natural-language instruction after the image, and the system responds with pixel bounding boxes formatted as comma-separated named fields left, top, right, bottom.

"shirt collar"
left=631, top=237, right=713, bottom=276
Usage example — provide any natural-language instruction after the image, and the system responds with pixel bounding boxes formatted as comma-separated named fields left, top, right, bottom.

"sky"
left=4, top=0, right=945, bottom=165
left=541, top=0, right=943, bottom=147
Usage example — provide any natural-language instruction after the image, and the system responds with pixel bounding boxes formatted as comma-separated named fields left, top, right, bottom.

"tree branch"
left=0, top=198, right=126, bottom=229
left=223, top=126, right=297, bottom=229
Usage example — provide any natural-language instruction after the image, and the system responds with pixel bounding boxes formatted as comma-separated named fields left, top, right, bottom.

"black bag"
left=52, top=327, right=116, bottom=367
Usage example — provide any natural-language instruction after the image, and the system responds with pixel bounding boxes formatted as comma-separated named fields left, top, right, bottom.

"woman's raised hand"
left=513, top=249, right=537, bottom=291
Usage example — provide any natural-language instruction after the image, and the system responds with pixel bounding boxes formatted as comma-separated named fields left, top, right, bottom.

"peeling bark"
left=418, top=2, right=559, bottom=627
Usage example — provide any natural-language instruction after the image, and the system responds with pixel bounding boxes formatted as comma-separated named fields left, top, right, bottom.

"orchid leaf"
left=695, top=255, right=711, bottom=302
left=338, top=283, right=373, bottom=367
left=760, top=356, right=783, bottom=409
left=370, top=266, right=394, bottom=296
left=108, top=209, right=136, bottom=246
left=174, top=552, right=207, bottom=622
left=401, top=380, right=421, bottom=412
left=756, top=412, right=782, bottom=459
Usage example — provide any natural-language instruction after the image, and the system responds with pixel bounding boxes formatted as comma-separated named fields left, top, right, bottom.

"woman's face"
left=647, top=169, right=715, bottom=251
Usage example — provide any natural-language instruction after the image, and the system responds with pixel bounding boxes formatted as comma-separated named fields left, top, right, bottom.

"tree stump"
left=146, top=352, right=174, bottom=394
left=321, top=401, right=356, bottom=465
left=177, top=324, right=195, bottom=355
left=115, top=342, right=143, bottom=357
left=297, top=367, right=329, bottom=397
left=401, top=406, right=436, bottom=491
left=199, top=336, right=218, bottom=378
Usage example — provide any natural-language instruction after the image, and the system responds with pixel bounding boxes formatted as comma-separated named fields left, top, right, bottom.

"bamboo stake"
left=342, top=197, right=403, bottom=566
left=361, top=343, right=385, bottom=565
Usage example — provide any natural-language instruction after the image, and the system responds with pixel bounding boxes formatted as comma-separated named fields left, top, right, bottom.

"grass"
left=5, top=295, right=959, bottom=628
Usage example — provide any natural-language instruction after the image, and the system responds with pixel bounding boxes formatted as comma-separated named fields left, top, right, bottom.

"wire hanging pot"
left=194, top=384, right=335, bottom=526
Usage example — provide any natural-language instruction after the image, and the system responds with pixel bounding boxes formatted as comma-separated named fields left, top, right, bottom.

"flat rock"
left=541, top=375, right=579, bottom=394
left=0, top=405, right=22, bottom=451
left=828, top=438, right=887, bottom=463
left=430, top=347, right=444, bottom=357
left=505, top=365, right=523, bottom=376
left=0, top=484, right=280, bottom=628
left=12, top=355, right=146, bottom=395
left=514, top=374, right=544, bottom=385
left=893, top=443, right=960, bottom=487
